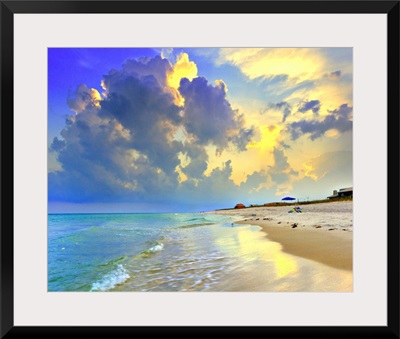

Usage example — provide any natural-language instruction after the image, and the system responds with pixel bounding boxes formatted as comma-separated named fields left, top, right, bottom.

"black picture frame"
left=1, top=1, right=399, bottom=338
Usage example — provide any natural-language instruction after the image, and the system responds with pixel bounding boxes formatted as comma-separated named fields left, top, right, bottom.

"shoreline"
left=236, top=219, right=352, bottom=271
left=212, top=200, right=353, bottom=272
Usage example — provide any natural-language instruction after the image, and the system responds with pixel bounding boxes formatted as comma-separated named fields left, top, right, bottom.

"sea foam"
left=148, top=243, right=164, bottom=253
left=90, top=264, right=130, bottom=291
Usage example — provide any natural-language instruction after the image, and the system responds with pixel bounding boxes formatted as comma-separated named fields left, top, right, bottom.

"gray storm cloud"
left=298, top=100, right=321, bottom=114
left=288, top=104, right=352, bottom=140
left=266, top=101, right=292, bottom=122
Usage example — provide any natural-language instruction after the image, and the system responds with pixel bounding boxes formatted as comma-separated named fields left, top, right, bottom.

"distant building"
left=327, top=187, right=353, bottom=199
left=234, top=203, right=246, bottom=209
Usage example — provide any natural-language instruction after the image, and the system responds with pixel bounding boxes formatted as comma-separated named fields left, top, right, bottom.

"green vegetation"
left=294, top=196, right=352, bottom=205
left=216, top=196, right=352, bottom=211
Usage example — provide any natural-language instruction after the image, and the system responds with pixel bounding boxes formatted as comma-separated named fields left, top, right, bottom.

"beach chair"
left=294, top=206, right=302, bottom=213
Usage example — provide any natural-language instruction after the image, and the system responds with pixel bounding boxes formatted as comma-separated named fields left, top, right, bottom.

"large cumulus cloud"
left=179, top=77, right=254, bottom=154
left=268, top=148, right=298, bottom=184
left=67, top=84, right=101, bottom=113
left=49, top=55, right=254, bottom=204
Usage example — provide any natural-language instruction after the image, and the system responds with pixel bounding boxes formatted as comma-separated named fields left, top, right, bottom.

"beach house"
left=327, top=187, right=353, bottom=199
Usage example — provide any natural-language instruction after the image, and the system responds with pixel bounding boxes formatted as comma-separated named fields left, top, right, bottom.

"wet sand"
left=209, top=201, right=353, bottom=291
left=237, top=219, right=352, bottom=271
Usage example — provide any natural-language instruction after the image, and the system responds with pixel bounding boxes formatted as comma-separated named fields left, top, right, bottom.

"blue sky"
left=48, top=48, right=353, bottom=213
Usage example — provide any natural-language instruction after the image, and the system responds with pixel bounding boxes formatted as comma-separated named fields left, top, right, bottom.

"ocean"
left=48, top=212, right=258, bottom=292
left=48, top=211, right=353, bottom=292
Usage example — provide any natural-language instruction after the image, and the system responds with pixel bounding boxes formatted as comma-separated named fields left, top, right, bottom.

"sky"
left=48, top=47, right=353, bottom=213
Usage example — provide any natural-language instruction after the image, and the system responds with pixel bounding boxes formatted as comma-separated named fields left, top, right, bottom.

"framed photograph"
left=2, top=0, right=399, bottom=337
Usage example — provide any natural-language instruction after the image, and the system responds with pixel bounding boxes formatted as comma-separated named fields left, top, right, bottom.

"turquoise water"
left=48, top=212, right=249, bottom=292
left=48, top=212, right=353, bottom=292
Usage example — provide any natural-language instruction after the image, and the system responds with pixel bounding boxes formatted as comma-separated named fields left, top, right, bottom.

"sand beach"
left=209, top=200, right=353, bottom=291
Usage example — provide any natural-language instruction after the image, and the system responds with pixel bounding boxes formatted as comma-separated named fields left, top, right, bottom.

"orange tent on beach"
left=234, top=203, right=246, bottom=209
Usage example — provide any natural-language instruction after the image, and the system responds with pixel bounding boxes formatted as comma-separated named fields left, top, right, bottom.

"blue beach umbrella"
left=282, top=196, right=296, bottom=202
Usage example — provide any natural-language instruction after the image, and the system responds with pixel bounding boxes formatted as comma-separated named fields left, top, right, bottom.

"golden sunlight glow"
left=175, top=152, right=191, bottom=183
left=203, top=145, right=243, bottom=183
left=221, top=48, right=326, bottom=83
left=167, top=53, right=198, bottom=105
left=167, top=52, right=198, bottom=89
left=303, top=162, right=318, bottom=180
left=325, top=129, right=341, bottom=138
left=285, top=80, right=353, bottom=116
left=215, top=79, right=228, bottom=93
left=176, top=167, right=188, bottom=183
left=91, top=88, right=102, bottom=108
left=203, top=140, right=276, bottom=187
left=100, top=80, right=107, bottom=91
left=272, top=247, right=299, bottom=279
left=247, top=178, right=272, bottom=195
left=178, top=152, right=191, bottom=168
left=100, top=80, right=108, bottom=98
left=275, top=183, right=293, bottom=196
left=247, top=125, right=282, bottom=151
left=71, top=86, right=102, bottom=114
left=214, top=226, right=299, bottom=279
